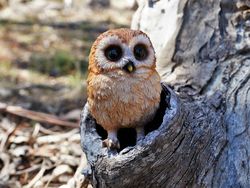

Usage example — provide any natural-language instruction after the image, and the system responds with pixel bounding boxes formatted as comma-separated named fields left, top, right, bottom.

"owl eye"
left=104, top=45, right=122, bottom=62
left=134, top=44, right=148, bottom=61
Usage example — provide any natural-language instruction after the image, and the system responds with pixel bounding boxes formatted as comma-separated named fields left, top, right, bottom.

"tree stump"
left=81, top=0, right=250, bottom=187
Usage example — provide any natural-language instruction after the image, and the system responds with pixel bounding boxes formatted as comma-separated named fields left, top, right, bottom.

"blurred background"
left=0, top=0, right=136, bottom=187
left=0, top=0, right=136, bottom=113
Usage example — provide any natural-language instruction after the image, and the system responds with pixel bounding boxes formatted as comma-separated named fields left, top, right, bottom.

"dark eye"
left=104, top=45, right=122, bottom=62
left=134, top=44, right=148, bottom=61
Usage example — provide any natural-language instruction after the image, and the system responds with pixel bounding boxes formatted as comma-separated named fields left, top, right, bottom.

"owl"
left=87, top=28, right=161, bottom=150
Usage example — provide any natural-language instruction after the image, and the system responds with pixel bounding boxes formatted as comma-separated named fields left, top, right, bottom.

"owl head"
left=88, top=28, right=156, bottom=76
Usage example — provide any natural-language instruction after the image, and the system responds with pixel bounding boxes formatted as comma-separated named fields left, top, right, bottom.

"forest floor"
left=0, top=0, right=133, bottom=187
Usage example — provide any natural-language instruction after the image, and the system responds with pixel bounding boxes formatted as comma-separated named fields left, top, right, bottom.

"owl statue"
left=87, top=28, right=161, bottom=150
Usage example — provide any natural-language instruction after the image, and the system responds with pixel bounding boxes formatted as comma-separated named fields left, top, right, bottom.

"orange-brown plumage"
left=87, top=28, right=161, bottom=149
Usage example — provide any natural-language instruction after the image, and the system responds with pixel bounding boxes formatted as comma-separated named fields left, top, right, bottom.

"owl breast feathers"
left=87, top=28, right=161, bottom=149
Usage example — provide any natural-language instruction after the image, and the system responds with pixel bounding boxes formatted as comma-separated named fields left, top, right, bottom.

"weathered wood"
left=81, top=0, right=250, bottom=187
left=0, top=102, right=78, bottom=128
left=80, top=85, right=226, bottom=187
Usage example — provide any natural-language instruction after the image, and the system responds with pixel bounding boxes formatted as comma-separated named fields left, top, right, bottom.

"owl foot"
left=102, top=130, right=120, bottom=150
left=103, top=138, right=120, bottom=150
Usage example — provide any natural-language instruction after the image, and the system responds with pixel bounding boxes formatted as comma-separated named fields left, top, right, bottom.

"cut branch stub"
left=80, top=84, right=226, bottom=187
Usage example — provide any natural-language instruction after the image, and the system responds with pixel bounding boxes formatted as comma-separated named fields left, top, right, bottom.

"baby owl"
left=87, top=28, right=161, bottom=150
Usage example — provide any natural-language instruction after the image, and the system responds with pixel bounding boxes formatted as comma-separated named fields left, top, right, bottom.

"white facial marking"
left=129, top=34, right=155, bottom=67
left=95, top=34, right=155, bottom=72
left=95, top=35, right=125, bottom=70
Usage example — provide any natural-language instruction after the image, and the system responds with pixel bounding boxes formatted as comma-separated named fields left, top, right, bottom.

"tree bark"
left=80, top=0, right=250, bottom=187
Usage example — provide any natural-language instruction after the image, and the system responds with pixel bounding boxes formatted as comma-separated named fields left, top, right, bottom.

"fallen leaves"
left=0, top=116, right=87, bottom=188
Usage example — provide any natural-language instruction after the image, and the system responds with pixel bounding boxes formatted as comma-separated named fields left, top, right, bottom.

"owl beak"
left=123, top=60, right=136, bottom=73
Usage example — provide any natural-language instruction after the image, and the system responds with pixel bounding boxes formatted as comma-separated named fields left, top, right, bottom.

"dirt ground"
left=0, top=0, right=133, bottom=187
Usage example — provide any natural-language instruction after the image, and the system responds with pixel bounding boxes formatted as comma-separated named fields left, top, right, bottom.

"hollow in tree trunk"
left=80, top=0, right=250, bottom=187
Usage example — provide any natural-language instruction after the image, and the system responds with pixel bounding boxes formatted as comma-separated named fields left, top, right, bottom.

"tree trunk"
left=80, top=0, right=250, bottom=187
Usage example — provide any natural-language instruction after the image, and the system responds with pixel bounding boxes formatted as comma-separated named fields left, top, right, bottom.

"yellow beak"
left=123, top=60, right=135, bottom=73
left=127, top=64, right=134, bottom=73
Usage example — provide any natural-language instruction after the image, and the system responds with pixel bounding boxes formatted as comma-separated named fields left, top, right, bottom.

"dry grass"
left=0, top=116, right=86, bottom=188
